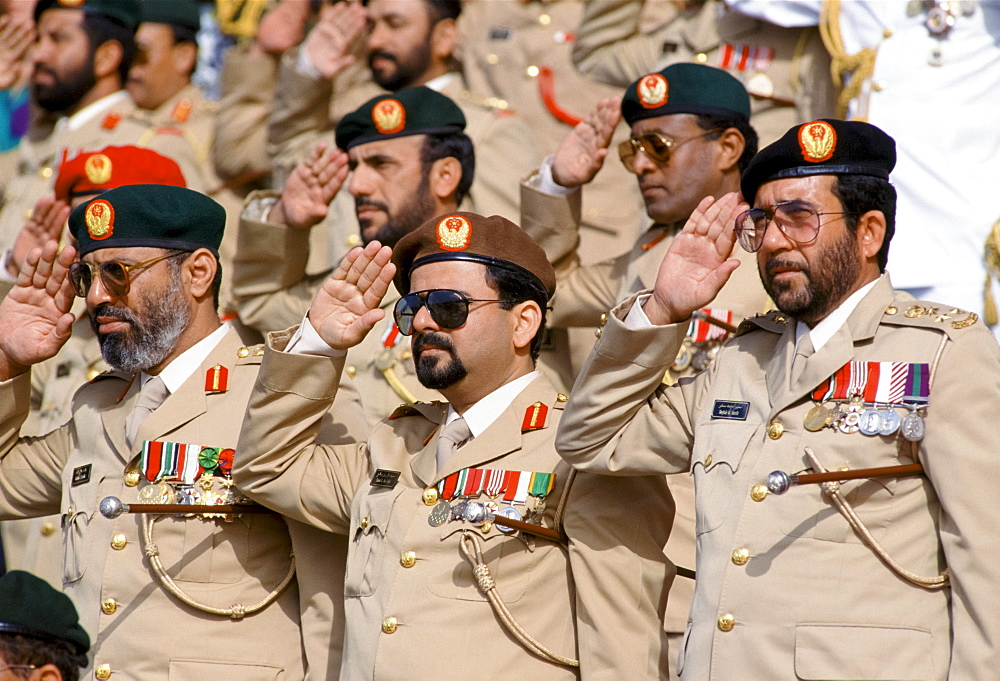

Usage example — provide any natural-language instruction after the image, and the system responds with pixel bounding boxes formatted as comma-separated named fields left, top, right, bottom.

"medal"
left=484, top=500, right=499, bottom=517
left=878, top=409, right=901, bottom=435
left=463, top=502, right=487, bottom=524
left=901, top=411, right=926, bottom=442
left=450, top=500, right=468, bottom=521
left=428, top=500, right=451, bottom=527
left=858, top=408, right=883, bottom=436
left=671, top=341, right=693, bottom=372
left=803, top=403, right=832, bottom=431
left=495, top=505, right=522, bottom=534
left=138, top=483, right=170, bottom=503
left=838, top=403, right=862, bottom=434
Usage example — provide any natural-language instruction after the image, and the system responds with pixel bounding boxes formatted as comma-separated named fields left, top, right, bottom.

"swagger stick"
left=766, top=463, right=924, bottom=496
left=99, top=496, right=273, bottom=519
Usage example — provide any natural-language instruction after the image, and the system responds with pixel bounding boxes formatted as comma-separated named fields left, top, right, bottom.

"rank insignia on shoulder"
left=521, top=401, right=548, bottom=432
left=371, top=469, right=401, bottom=489
left=205, top=364, right=229, bottom=393
left=101, top=112, right=122, bottom=130
left=171, top=98, right=192, bottom=124
left=388, top=404, right=421, bottom=420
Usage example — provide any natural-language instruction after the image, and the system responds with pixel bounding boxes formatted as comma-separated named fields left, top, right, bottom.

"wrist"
left=641, top=293, right=687, bottom=327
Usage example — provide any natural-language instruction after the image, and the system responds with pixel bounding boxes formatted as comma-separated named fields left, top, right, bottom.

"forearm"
left=267, top=46, right=334, bottom=174
left=212, top=44, right=278, bottom=180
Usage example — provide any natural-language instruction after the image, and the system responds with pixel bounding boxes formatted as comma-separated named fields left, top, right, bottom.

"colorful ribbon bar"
left=687, top=308, right=734, bottom=343
left=813, top=362, right=930, bottom=405
left=436, top=468, right=556, bottom=503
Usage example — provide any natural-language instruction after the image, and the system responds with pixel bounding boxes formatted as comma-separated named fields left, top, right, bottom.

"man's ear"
left=429, top=18, right=457, bottom=61
left=93, top=39, right=124, bottom=80
left=183, top=248, right=218, bottom=300
left=172, top=40, right=198, bottom=77
left=511, top=300, right=542, bottom=354
left=855, top=209, right=887, bottom=263
left=428, top=156, right=462, bottom=202
left=715, top=128, right=745, bottom=174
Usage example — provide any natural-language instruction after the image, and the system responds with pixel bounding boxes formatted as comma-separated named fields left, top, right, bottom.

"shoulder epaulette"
left=882, top=302, right=979, bottom=334
left=388, top=401, right=444, bottom=421
left=734, top=310, right=789, bottom=337
left=234, top=345, right=265, bottom=365
left=458, top=89, right=516, bottom=115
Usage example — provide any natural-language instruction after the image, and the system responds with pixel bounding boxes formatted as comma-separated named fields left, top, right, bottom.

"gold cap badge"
left=798, top=121, right=836, bottom=163
left=436, top=215, right=472, bottom=251
left=85, top=200, right=115, bottom=240
left=58, top=0, right=84, bottom=6
left=637, top=74, right=668, bottom=109
left=372, top=98, right=406, bottom=135
left=84, top=153, right=113, bottom=185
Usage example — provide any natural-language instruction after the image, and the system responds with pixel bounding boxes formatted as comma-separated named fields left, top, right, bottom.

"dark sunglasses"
left=618, top=129, right=722, bottom=173
left=393, top=289, right=504, bottom=336
left=69, top=251, right=187, bottom=298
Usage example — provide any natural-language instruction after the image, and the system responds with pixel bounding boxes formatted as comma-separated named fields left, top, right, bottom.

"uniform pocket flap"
left=794, top=623, right=933, bottom=680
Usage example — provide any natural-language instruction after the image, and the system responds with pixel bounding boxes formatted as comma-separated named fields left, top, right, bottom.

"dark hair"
left=167, top=250, right=223, bottom=309
left=82, top=13, right=137, bottom=85
left=425, top=0, right=462, bottom=22
left=694, top=113, right=758, bottom=173
left=0, top=635, right=87, bottom=681
left=483, top=264, right=549, bottom=362
left=831, top=174, right=896, bottom=271
left=420, top=131, right=475, bottom=206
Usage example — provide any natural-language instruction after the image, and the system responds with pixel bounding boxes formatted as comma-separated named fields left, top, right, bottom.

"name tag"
left=711, top=400, right=749, bottom=421
left=370, top=469, right=401, bottom=489
left=71, top=464, right=92, bottom=487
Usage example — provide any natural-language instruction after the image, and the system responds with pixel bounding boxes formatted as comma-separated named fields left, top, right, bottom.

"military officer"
left=0, top=184, right=368, bottom=680
left=557, top=120, right=1000, bottom=680
left=572, top=0, right=836, bottom=146
left=233, top=212, right=673, bottom=679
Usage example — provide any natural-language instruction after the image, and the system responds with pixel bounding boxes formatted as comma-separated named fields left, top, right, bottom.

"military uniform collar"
left=141, top=323, right=229, bottom=394
left=57, top=90, right=131, bottom=134
left=445, top=371, right=541, bottom=439
left=796, top=276, right=882, bottom=351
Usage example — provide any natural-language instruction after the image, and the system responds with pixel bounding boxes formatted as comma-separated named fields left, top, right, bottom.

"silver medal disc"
left=858, top=409, right=883, bottom=436
left=495, top=505, right=522, bottom=534
left=449, top=500, right=468, bottom=521
left=901, top=411, right=926, bottom=442
left=878, top=409, right=901, bottom=436
left=428, top=500, right=452, bottom=527
left=463, top=501, right=487, bottom=524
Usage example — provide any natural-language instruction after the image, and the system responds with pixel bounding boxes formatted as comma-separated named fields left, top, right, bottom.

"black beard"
left=357, top=173, right=437, bottom=248
left=32, top=57, right=96, bottom=113
left=413, top=332, right=467, bottom=390
left=367, top=41, right=433, bottom=91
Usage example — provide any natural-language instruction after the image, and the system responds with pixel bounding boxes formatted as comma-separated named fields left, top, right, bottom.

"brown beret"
left=391, top=212, right=556, bottom=298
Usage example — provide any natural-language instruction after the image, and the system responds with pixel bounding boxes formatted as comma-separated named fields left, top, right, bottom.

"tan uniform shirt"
left=557, top=275, right=1000, bottom=680
left=234, top=330, right=673, bottom=680
left=0, top=327, right=368, bottom=680
left=572, top=0, right=837, bottom=145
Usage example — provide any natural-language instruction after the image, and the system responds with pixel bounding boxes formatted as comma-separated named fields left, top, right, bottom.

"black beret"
left=335, top=87, right=466, bottom=151
left=740, top=119, right=896, bottom=202
left=141, top=0, right=201, bottom=33
left=35, top=0, right=142, bottom=32
left=0, top=571, right=90, bottom=655
left=621, top=63, right=751, bottom=126
left=69, top=184, right=225, bottom=257
left=392, top=212, right=556, bottom=298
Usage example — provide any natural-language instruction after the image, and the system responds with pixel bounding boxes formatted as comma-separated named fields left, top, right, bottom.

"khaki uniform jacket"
left=212, top=44, right=277, bottom=185
left=0, top=327, right=368, bottom=681
left=572, top=0, right=837, bottom=145
left=234, top=330, right=673, bottom=679
left=556, top=274, right=1000, bottom=680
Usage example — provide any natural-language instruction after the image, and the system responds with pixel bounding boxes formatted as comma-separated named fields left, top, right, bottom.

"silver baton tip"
left=99, top=496, right=126, bottom=519
left=766, top=471, right=791, bottom=495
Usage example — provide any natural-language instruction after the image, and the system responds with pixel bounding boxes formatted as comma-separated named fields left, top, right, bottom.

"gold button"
left=767, top=422, right=784, bottom=440
left=594, top=327, right=602, bottom=339
left=95, top=664, right=112, bottom=680
left=539, top=13, right=551, bottom=25
left=345, top=365, right=357, bottom=378
left=883, top=27, right=893, bottom=38
left=873, top=80, right=886, bottom=92
left=400, top=550, right=416, bottom=568
left=884, top=305, right=898, bottom=315
left=556, top=393, right=568, bottom=403
left=111, top=533, right=128, bottom=550
left=40, top=166, right=53, bottom=179
left=381, top=616, right=398, bottom=634
left=237, top=347, right=250, bottom=358
left=703, top=454, right=713, bottom=467
left=422, top=488, right=438, bottom=506
left=717, top=613, right=735, bottom=631
left=101, top=598, right=118, bottom=615
left=526, top=65, right=540, bottom=78
left=41, top=522, right=56, bottom=537
left=24, top=208, right=33, bottom=219
left=600, top=313, right=608, bottom=327
left=695, top=52, right=708, bottom=63
left=731, top=547, right=750, bottom=565
left=750, top=484, right=769, bottom=502
left=480, top=522, right=492, bottom=534
left=360, top=516, right=369, bottom=529
left=486, top=53, right=499, bottom=65
left=345, top=233, right=361, bottom=247
left=400, top=350, right=412, bottom=360
left=124, top=470, right=140, bottom=487
left=86, top=367, right=101, bottom=381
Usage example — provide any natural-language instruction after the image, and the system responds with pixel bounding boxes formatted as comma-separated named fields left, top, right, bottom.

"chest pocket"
left=61, top=465, right=105, bottom=584
left=345, top=486, right=403, bottom=598
left=691, top=420, right=759, bottom=536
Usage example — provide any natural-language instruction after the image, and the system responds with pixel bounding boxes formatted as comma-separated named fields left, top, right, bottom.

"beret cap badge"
left=436, top=215, right=472, bottom=251
left=798, top=120, right=837, bottom=163
left=84, top=153, right=113, bottom=184
left=372, top=98, right=406, bottom=135
left=85, top=200, right=114, bottom=240
left=637, top=73, right=669, bottom=109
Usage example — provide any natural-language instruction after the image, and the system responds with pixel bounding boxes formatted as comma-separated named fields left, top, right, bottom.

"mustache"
left=413, top=332, right=455, bottom=358
left=355, top=197, right=389, bottom=213
left=91, top=303, right=138, bottom=329
left=32, top=64, right=57, bottom=80
left=368, top=50, right=398, bottom=67
left=764, top=257, right=810, bottom=277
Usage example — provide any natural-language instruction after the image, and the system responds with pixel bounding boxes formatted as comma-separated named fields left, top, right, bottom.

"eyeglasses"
left=618, top=129, right=722, bottom=173
left=734, top=201, right=861, bottom=252
left=69, top=251, right=187, bottom=298
left=0, top=664, right=38, bottom=673
left=393, top=289, right=504, bottom=336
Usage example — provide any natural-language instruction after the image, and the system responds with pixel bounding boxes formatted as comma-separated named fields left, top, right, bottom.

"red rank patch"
left=521, top=401, right=548, bottom=432
left=205, top=364, right=229, bottom=393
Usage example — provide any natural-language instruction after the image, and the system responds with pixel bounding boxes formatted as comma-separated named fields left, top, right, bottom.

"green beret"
left=392, top=212, right=556, bottom=298
left=740, top=119, right=896, bottom=202
left=69, top=185, right=225, bottom=257
left=35, top=0, right=142, bottom=32
left=336, top=87, right=466, bottom=151
left=141, top=0, right=201, bottom=33
left=621, top=63, right=751, bottom=126
left=0, top=571, right=90, bottom=655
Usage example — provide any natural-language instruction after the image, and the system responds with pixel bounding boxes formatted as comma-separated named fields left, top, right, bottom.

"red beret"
left=55, top=145, right=186, bottom=204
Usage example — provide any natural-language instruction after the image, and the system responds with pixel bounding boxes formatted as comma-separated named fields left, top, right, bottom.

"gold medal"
left=803, top=403, right=831, bottom=431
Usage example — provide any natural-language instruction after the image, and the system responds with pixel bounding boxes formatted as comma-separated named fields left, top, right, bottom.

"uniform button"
left=345, top=233, right=361, bottom=247
left=41, top=522, right=56, bottom=537
left=695, top=52, right=708, bottom=63
left=422, top=488, right=439, bottom=505
left=731, top=547, right=750, bottom=565
left=884, top=305, right=898, bottom=315
left=717, top=613, right=735, bottom=631
left=40, top=166, right=53, bottom=179
left=526, top=65, right=540, bottom=77
left=882, top=27, right=893, bottom=38
left=95, top=664, right=112, bottom=680
left=539, top=13, right=551, bottom=25
left=703, top=454, right=713, bottom=467
left=480, top=521, right=492, bottom=534
left=346, top=365, right=357, bottom=379
left=111, top=533, right=128, bottom=550
left=486, top=53, right=499, bottom=65
left=382, top=616, right=398, bottom=634
left=750, top=484, right=769, bottom=502
left=594, top=327, right=602, bottom=339
left=400, top=350, right=412, bottom=360
left=360, top=516, right=369, bottom=529
left=599, top=313, right=608, bottom=327
left=400, top=551, right=416, bottom=568
left=767, top=421, right=784, bottom=440
left=556, top=393, right=568, bottom=403
left=123, top=470, right=140, bottom=487
left=101, top=598, right=118, bottom=615
left=237, top=347, right=250, bottom=358
left=873, top=80, right=886, bottom=92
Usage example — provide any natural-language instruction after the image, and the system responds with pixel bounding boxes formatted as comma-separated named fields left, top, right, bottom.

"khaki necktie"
left=125, top=376, right=169, bottom=448
left=435, top=416, right=471, bottom=468
left=791, top=334, right=815, bottom=385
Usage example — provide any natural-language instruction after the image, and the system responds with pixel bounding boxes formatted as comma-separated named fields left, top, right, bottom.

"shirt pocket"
left=690, top=420, right=760, bottom=536
left=61, top=466, right=103, bottom=585
left=794, top=622, right=934, bottom=680
left=344, top=486, right=403, bottom=598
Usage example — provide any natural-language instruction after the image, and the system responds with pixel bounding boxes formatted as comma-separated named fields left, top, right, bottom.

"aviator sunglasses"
left=393, top=289, right=504, bottom=336
left=69, top=250, right=187, bottom=298
left=618, top=129, right=722, bottom=173
left=734, top=201, right=861, bottom=253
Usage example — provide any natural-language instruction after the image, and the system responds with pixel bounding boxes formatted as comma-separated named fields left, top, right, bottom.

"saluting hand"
left=642, top=193, right=746, bottom=326
left=0, top=15, right=34, bottom=90
left=8, top=197, right=71, bottom=277
left=308, top=241, right=396, bottom=351
left=0, top=242, right=77, bottom=381
left=303, top=0, right=366, bottom=80
left=551, top=97, right=621, bottom=189
left=269, top=142, right=349, bottom=229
